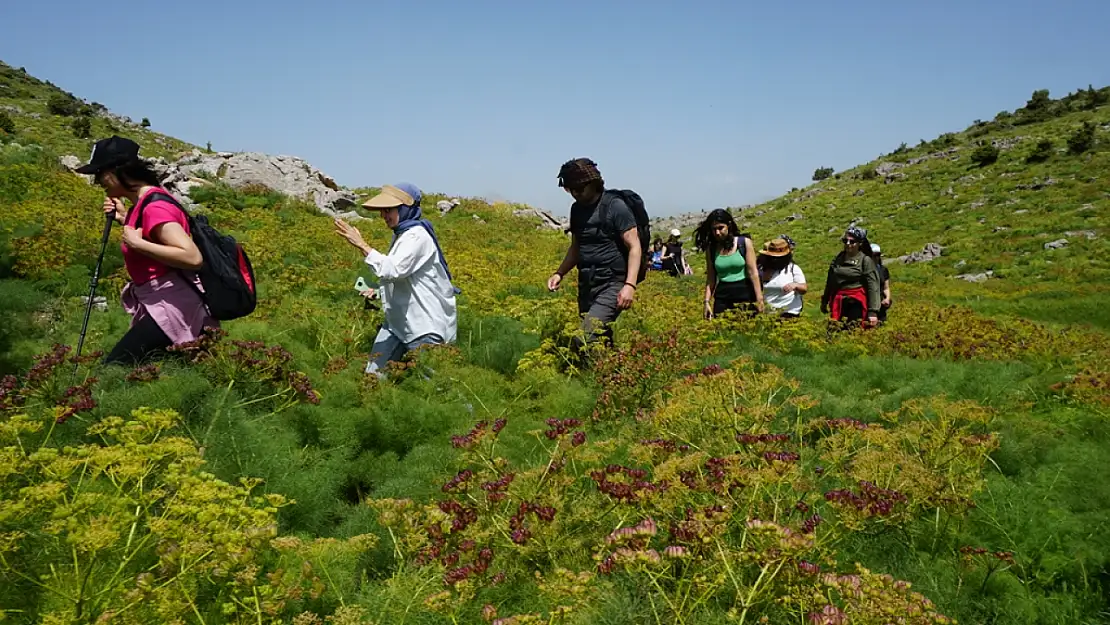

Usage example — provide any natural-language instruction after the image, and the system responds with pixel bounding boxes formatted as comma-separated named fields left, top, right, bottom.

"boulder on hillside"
left=899, top=242, right=943, bottom=264
left=437, top=198, right=461, bottom=215
left=955, top=270, right=993, bottom=283
left=58, top=148, right=359, bottom=215
left=512, top=208, right=566, bottom=231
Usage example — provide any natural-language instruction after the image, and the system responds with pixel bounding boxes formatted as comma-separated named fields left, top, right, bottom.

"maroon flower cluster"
left=171, top=328, right=320, bottom=405
left=590, top=465, right=669, bottom=503
left=544, top=418, right=584, bottom=445
left=824, top=480, right=907, bottom=517
left=763, top=450, right=801, bottom=463
left=437, top=499, right=479, bottom=533
left=800, top=513, right=823, bottom=534
left=669, top=505, right=727, bottom=545
left=0, top=374, right=22, bottom=414
left=737, top=432, right=790, bottom=445
left=639, top=438, right=691, bottom=453
left=959, top=546, right=1015, bottom=563
left=57, top=377, right=97, bottom=423
left=825, top=418, right=867, bottom=430
left=690, top=456, right=745, bottom=495
left=0, top=344, right=100, bottom=422
left=480, top=472, right=515, bottom=503
left=443, top=545, right=495, bottom=586
left=26, top=344, right=71, bottom=386
left=451, top=419, right=493, bottom=449
left=508, top=500, right=556, bottom=545
left=682, top=362, right=725, bottom=384
left=126, top=363, right=160, bottom=383
left=442, top=469, right=474, bottom=493
left=797, top=559, right=821, bottom=575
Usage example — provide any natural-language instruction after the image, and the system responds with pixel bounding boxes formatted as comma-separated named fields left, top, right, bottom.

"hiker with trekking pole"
left=74, top=136, right=219, bottom=366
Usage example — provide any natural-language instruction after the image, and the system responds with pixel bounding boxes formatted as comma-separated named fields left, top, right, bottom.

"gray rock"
left=1014, top=209, right=1029, bottom=215
left=143, top=150, right=358, bottom=215
left=955, top=271, right=994, bottom=283
left=0, top=105, right=23, bottom=114
left=59, top=155, right=82, bottom=171
left=853, top=189, right=865, bottom=197
left=1065, top=229, right=1098, bottom=240
left=437, top=199, right=460, bottom=214
left=512, top=208, right=565, bottom=231
left=899, top=242, right=944, bottom=264
left=955, top=260, right=967, bottom=268
left=1043, top=239, right=1068, bottom=250
left=1016, top=177, right=1058, bottom=191
left=992, top=226, right=1009, bottom=233
left=884, top=172, right=906, bottom=184
left=80, top=295, right=108, bottom=312
left=991, top=136, right=1025, bottom=150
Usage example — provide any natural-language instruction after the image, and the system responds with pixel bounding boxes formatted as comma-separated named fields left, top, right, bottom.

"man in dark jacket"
left=547, top=158, right=641, bottom=349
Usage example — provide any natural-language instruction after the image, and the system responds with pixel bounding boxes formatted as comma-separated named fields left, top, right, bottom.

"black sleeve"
left=606, top=198, right=638, bottom=235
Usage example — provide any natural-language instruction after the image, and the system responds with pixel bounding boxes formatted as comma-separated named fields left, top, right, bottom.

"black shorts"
left=713, top=280, right=757, bottom=316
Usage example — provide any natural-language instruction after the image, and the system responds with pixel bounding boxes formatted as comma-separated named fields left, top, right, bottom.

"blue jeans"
left=365, top=326, right=445, bottom=377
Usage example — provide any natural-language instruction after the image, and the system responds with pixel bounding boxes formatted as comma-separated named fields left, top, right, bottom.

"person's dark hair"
left=104, top=158, right=163, bottom=190
left=757, top=251, right=794, bottom=274
left=694, top=208, right=740, bottom=253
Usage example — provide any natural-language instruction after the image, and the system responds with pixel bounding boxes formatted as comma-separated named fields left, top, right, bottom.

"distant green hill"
left=0, top=60, right=195, bottom=159
left=730, top=86, right=1110, bottom=329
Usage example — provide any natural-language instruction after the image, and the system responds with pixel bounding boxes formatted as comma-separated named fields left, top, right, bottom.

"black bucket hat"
left=75, top=135, right=141, bottom=174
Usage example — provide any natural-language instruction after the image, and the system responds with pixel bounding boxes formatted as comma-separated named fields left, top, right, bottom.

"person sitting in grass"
left=334, top=183, right=458, bottom=377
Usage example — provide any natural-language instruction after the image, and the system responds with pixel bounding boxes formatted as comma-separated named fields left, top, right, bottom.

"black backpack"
left=600, top=189, right=652, bottom=284
left=133, top=191, right=258, bottom=321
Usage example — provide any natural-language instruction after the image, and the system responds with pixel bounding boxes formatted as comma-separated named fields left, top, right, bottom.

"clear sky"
left=2, top=0, right=1108, bottom=216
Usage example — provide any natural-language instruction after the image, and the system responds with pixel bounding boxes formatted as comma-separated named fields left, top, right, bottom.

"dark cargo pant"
left=576, top=279, right=623, bottom=349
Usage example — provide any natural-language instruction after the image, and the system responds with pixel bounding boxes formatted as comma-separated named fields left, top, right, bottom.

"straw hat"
left=759, top=238, right=792, bottom=257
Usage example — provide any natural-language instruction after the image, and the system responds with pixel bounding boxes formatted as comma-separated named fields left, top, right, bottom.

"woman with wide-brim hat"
left=77, top=135, right=216, bottom=366
left=333, top=183, right=459, bottom=377
left=757, top=237, right=807, bottom=319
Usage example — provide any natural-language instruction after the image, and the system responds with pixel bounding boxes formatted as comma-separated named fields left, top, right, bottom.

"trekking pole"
left=74, top=212, right=115, bottom=376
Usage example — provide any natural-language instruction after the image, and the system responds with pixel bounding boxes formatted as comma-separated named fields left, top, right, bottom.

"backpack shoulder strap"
left=133, top=191, right=190, bottom=231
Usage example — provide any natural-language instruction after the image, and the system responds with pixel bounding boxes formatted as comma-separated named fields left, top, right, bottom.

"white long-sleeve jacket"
left=364, top=227, right=458, bottom=344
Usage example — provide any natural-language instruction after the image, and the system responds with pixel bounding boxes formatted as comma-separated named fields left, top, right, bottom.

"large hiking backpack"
left=133, top=191, right=258, bottom=321
left=600, top=189, right=652, bottom=284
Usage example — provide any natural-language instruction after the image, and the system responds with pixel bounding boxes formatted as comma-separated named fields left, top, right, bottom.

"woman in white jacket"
left=335, top=183, right=459, bottom=376
left=757, top=237, right=807, bottom=319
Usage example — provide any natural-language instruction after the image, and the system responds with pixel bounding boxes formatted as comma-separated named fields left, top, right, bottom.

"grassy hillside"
left=1, top=63, right=1109, bottom=625
left=728, top=86, right=1110, bottom=330
left=0, top=60, right=195, bottom=159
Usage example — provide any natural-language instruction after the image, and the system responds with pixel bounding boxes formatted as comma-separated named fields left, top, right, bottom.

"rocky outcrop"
left=955, top=270, right=994, bottom=283
left=59, top=148, right=359, bottom=216
left=512, top=208, right=567, bottom=231
left=437, top=198, right=461, bottom=215
left=898, top=242, right=944, bottom=264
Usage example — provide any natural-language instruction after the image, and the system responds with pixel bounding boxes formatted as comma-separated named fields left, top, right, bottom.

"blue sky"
left=2, top=0, right=1108, bottom=216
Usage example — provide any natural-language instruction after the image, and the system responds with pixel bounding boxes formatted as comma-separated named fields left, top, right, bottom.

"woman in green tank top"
left=694, top=209, right=764, bottom=319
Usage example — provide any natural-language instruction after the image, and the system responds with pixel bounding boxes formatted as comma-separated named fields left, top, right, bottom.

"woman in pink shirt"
left=76, top=136, right=217, bottom=365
